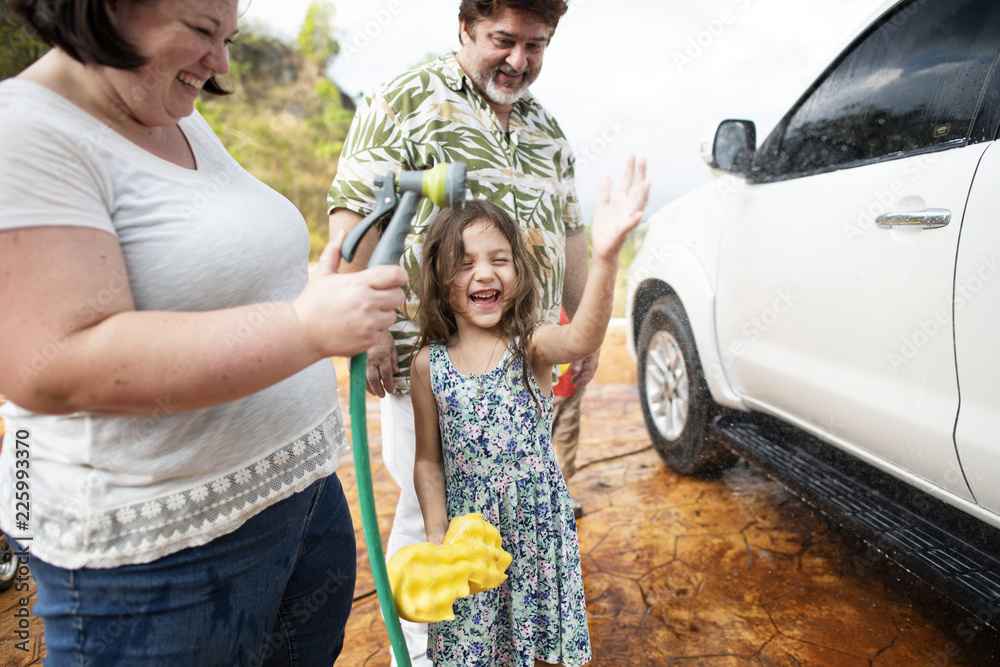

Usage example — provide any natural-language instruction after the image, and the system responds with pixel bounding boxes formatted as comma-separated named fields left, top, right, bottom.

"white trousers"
left=380, top=393, right=432, bottom=667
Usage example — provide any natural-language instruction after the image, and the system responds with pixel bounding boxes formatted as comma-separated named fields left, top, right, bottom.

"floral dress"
left=427, top=343, right=592, bottom=667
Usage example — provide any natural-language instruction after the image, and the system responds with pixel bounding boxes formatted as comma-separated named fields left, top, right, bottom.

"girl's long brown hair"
left=414, top=200, right=541, bottom=405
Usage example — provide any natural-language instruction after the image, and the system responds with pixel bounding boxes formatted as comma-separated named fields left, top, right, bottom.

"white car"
left=627, top=0, right=1000, bottom=619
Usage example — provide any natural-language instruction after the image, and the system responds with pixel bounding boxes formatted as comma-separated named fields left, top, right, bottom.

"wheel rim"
left=644, top=329, right=690, bottom=440
left=0, top=538, right=15, bottom=584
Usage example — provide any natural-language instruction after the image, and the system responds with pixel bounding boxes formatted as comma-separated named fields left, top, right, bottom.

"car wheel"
left=0, top=535, right=16, bottom=592
left=637, top=295, right=738, bottom=476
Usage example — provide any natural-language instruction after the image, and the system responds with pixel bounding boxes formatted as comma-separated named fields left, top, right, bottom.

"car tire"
left=0, top=535, right=16, bottom=592
left=637, top=295, right=738, bottom=476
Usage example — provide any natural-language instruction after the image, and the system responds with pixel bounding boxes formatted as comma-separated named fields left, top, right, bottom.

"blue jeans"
left=15, top=474, right=355, bottom=666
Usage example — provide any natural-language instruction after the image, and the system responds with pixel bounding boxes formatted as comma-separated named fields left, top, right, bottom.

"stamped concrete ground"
left=2, top=325, right=999, bottom=665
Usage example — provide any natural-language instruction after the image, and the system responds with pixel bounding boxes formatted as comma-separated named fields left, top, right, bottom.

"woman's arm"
left=0, top=225, right=406, bottom=416
left=411, top=346, right=449, bottom=544
left=530, top=156, right=650, bottom=374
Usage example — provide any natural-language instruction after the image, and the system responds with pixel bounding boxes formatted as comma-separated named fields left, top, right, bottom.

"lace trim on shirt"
left=25, top=408, right=348, bottom=569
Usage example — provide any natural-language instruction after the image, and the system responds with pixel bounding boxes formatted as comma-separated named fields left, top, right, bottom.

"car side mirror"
left=706, top=120, right=756, bottom=175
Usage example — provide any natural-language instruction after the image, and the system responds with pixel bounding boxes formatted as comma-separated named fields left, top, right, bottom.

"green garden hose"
left=349, top=352, right=410, bottom=666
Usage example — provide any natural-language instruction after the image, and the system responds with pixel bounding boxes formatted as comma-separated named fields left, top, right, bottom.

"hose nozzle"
left=396, top=162, right=467, bottom=210
left=341, top=162, right=469, bottom=266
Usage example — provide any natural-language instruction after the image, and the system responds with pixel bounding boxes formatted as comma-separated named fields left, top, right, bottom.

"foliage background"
left=0, top=0, right=47, bottom=79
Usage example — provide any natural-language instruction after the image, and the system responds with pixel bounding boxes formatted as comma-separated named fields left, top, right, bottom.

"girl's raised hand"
left=590, top=155, right=651, bottom=262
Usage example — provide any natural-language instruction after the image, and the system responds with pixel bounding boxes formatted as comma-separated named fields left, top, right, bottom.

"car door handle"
left=875, top=209, right=951, bottom=229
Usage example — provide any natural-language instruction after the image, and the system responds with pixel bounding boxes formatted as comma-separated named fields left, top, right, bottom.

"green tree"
left=298, top=0, right=339, bottom=79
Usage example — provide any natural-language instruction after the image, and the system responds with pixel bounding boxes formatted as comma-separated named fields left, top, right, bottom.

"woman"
left=0, top=0, right=407, bottom=664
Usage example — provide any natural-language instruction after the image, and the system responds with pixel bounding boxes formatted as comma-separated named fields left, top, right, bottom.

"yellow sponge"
left=387, top=513, right=513, bottom=623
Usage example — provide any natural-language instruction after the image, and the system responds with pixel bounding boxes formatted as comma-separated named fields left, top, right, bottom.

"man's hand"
left=571, top=349, right=600, bottom=387
left=366, top=328, right=399, bottom=397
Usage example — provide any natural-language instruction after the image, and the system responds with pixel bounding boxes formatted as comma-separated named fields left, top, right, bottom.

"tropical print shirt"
left=328, top=53, right=582, bottom=392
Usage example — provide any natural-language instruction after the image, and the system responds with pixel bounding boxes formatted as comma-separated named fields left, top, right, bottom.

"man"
left=328, top=1, right=595, bottom=663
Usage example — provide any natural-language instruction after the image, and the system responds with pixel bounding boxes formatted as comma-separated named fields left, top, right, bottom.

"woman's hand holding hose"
left=292, top=229, right=407, bottom=360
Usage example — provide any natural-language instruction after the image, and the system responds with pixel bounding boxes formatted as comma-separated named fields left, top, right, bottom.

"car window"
left=755, top=0, right=1000, bottom=181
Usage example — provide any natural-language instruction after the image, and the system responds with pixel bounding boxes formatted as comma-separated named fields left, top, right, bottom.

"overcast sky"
left=243, top=0, right=891, bottom=218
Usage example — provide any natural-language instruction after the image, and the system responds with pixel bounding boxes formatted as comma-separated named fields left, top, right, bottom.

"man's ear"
left=458, top=19, right=471, bottom=46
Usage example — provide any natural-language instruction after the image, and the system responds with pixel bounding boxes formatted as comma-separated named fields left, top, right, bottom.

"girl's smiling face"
left=448, top=220, right=518, bottom=332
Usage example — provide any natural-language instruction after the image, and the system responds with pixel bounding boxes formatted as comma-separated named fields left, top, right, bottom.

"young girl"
left=410, top=157, right=649, bottom=667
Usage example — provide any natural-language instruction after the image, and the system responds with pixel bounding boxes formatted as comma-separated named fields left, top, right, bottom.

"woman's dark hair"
left=458, top=0, right=569, bottom=44
left=414, top=199, right=542, bottom=408
left=11, top=0, right=229, bottom=95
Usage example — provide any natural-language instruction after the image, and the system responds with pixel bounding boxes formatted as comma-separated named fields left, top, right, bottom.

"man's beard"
left=479, top=63, right=535, bottom=106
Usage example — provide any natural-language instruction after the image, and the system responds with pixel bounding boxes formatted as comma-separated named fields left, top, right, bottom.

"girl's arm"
left=0, top=226, right=406, bottom=416
left=411, top=346, right=449, bottom=544
left=530, top=156, right=650, bottom=373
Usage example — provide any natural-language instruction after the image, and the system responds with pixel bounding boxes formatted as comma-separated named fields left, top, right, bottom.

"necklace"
left=455, top=336, right=503, bottom=394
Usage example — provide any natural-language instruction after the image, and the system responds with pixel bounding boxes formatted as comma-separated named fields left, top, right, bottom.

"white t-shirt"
left=0, top=79, right=347, bottom=569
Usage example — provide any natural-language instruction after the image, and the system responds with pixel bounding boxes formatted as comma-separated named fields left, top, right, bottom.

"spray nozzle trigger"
left=340, top=173, right=397, bottom=264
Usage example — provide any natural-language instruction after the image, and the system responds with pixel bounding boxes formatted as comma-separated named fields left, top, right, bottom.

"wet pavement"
left=2, top=324, right=999, bottom=665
